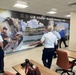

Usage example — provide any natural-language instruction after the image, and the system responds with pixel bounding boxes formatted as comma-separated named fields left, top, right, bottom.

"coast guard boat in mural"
left=0, top=17, right=45, bottom=53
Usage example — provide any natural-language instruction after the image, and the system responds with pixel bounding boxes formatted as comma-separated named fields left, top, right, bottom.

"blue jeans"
left=42, top=48, right=54, bottom=69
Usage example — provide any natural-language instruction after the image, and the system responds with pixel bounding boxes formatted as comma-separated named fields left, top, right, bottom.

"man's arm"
left=54, top=36, right=58, bottom=45
left=0, top=35, right=3, bottom=49
left=29, top=34, right=45, bottom=46
left=29, top=41, right=43, bottom=46
left=0, top=42, right=3, bottom=49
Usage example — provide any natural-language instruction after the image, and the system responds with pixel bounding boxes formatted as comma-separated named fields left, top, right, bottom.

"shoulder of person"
left=0, top=35, right=2, bottom=37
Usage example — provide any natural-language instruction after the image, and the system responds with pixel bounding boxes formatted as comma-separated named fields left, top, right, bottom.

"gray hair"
left=47, top=25, right=53, bottom=31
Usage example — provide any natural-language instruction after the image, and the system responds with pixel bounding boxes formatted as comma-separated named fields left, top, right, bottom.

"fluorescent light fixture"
left=65, top=15, right=71, bottom=17
left=51, top=8, right=57, bottom=11
left=47, top=11, right=57, bottom=14
left=13, top=2, right=28, bottom=9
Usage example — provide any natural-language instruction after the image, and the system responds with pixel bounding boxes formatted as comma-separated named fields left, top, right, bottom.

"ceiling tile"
left=0, top=0, right=76, bottom=18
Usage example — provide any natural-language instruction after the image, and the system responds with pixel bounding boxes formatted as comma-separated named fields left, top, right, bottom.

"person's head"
left=3, top=27, right=7, bottom=32
left=60, top=27, right=65, bottom=31
left=53, top=25, right=57, bottom=31
left=7, top=17, right=10, bottom=20
left=47, top=25, right=53, bottom=32
left=62, top=27, right=65, bottom=30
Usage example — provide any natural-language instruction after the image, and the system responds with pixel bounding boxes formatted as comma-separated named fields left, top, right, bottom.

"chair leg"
left=73, top=72, right=75, bottom=75
left=68, top=70, right=75, bottom=75
left=61, top=71, right=64, bottom=75
left=61, top=72, right=70, bottom=75
left=56, top=69, right=64, bottom=72
left=55, top=69, right=57, bottom=72
left=67, top=72, right=70, bottom=75
left=16, top=73, right=21, bottom=75
left=56, top=69, right=75, bottom=75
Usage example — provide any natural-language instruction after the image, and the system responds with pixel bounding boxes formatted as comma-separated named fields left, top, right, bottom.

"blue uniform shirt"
left=59, top=30, right=65, bottom=38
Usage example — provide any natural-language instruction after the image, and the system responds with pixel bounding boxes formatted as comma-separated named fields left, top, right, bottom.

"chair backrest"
left=56, top=50, right=70, bottom=70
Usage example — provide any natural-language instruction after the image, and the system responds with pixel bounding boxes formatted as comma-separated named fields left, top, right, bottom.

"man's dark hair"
left=3, top=27, right=7, bottom=30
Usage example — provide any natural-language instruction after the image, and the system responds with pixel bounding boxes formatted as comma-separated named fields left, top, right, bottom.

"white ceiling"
left=0, top=0, right=76, bottom=18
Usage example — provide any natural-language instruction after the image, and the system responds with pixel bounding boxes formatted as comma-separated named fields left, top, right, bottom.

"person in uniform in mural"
left=14, top=32, right=23, bottom=46
left=10, top=32, right=23, bottom=50
left=1, top=26, right=23, bottom=52
left=3, top=17, right=18, bottom=35
left=29, top=25, right=57, bottom=69
left=1, top=27, right=9, bottom=49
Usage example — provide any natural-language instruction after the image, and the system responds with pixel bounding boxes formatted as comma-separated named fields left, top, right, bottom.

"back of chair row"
left=56, top=50, right=76, bottom=75
left=56, top=50, right=70, bottom=70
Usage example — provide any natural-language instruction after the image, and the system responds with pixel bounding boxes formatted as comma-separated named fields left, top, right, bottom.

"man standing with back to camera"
left=59, top=28, right=68, bottom=48
left=0, top=34, right=4, bottom=73
left=29, top=25, right=57, bottom=69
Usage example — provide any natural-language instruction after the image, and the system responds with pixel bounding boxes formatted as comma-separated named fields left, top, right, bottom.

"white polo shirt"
left=0, top=35, right=3, bottom=42
left=41, top=32, right=57, bottom=48
left=52, top=31, right=61, bottom=40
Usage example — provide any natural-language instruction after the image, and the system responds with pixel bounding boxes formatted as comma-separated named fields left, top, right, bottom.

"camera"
left=21, top=59, right=33, bottom=68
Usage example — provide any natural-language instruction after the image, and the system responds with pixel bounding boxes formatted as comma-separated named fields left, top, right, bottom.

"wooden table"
left=12, top=60, right=60, bottom=75
left=64, top=50, right=76, bottom=59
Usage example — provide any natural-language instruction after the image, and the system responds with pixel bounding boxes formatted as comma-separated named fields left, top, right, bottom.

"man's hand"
left=29, top=42, right=35, bottom=46
left=29, top=41, right=42, bottom=46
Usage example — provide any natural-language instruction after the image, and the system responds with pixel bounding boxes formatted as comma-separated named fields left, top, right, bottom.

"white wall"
left=0, top=10, right=11, bottom=18
left=69, top=12, right=76, bottom=51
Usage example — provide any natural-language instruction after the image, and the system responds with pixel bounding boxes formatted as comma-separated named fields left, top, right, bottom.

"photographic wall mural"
left=0, top=10, right=70, bottom=54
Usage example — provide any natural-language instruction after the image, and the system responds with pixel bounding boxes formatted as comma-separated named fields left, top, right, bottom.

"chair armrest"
left=71, top=59, right=76, bottom=65
left=69, top=59, right=76, bottom=70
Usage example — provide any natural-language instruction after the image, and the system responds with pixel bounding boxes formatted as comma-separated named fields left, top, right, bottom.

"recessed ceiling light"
left=51, top=8, right=57, bottom=11
left=47, top=11, right=57, bottom=14
left=65, top=15, right=71, bottom=17
left=13, top=1, right=28, bottom=9
left=13, top=3, right=28, bottom=9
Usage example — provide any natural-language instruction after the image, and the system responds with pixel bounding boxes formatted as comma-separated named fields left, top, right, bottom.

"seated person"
left=3, top=36, right=17, bottom=50
left=1, top=27, right=8, bottom=39
left=15, top=34, right=23, bottom=45
left=10, top=33, right=23, bottom=50
left=1, top=27, right=10, bottom=50
left=3, top=36, right=11, bottom=50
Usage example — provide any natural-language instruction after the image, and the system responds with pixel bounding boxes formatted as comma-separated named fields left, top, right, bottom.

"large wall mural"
left=0, top=10, right=70, bottom=54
